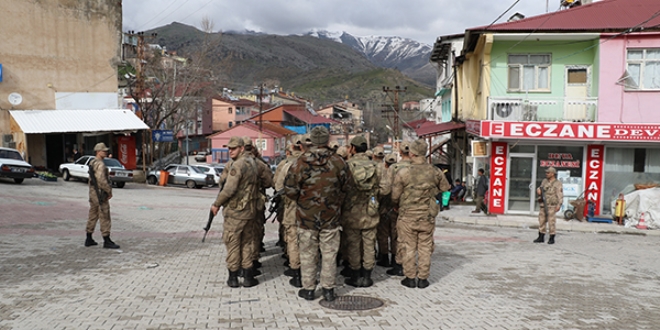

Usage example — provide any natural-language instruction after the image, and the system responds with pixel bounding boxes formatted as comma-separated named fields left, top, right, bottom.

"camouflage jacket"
left=391, top=157, right=451, bottom=221
left=341, top=153, right=383, bottom=229
left=275, top=152, right=301, bottom=226
left=213, top=152, right=259, bottom=220
left=540, top=178, right=563, bottom=206
left=284, top=146, right=352, bottom=230
left=246, top=154, right=273, bottom=212
left=88, top=157, right=112, bottom=202
left=379, top=158, right=411, bottom=197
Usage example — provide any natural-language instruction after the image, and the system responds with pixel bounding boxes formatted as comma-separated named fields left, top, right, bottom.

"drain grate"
left=319, top=295, right=384, bottom=311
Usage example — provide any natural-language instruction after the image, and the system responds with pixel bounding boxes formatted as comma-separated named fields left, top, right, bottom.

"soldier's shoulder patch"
left=230, top=168, right=237, bottom=176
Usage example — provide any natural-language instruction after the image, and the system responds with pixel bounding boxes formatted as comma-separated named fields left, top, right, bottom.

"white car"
left=195, top=165, right=221, bottom=186
left=59, top=156, right=133, bottom=188
left=0, top=147, right=35, bottom=184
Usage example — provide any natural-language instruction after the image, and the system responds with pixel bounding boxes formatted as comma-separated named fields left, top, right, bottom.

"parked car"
left=0, top=147, right=35, bottom=184
left=146, top=164, right=214, bottom=188
left=194, top=152, right=207, bottom=163
left=59, top=156, right=133, bottom=188
left=195, top=165, right=222, bottom=186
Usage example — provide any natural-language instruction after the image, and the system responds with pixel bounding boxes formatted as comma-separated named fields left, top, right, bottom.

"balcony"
left=488, top=97, right=597, bottom=122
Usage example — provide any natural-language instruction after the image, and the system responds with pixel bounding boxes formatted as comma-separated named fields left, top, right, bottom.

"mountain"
left=146, top=23, right=433, bottom=106
left=306, top=31, right=436, bottom=86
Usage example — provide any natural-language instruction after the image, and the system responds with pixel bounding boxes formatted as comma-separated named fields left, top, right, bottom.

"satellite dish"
left=8, top=93, right=23, bottom=106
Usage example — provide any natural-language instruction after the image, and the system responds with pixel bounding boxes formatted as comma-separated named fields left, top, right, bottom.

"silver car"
left=147, top=164, right=214, bottom=189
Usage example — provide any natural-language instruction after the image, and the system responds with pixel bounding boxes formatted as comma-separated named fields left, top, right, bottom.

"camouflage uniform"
left=275, top=148, right=302, bottom=271
left=244, top=143, right=273, bottom=264
left=375, top=156, right=391, bottom=259
left=538, top=178, right=563, bottom=235
left=380, top=155, right=411, bottom=266
left=284, top=132, right=352, bottom=294
left=87, top=156, right=113, bottom=237
left=213, top=151, right=259, bottom=273
left=391, top=140, right=450, bottom=283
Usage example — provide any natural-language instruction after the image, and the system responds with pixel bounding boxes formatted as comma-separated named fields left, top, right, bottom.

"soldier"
left=329, top=141, right=340, bottom=153
left=380, top=141, right=412, bottom=276
left=372, top=146, right=391, bottom=267
left=85, top=142, right=120, bottom=249
left=284, top=126, right=352, bottom=302
left=342, top=136, right=382, bottom=288
left=274, top=137, right=304, bottom=287
left=211, top=136, right=260, bottom=288
left=534, top=167, right=563, bottom=244
left=243, top=137, right=273, bottom=271
left=335, top=146, right=349, bottom=160
left=391, top=139, right=450, bottom=289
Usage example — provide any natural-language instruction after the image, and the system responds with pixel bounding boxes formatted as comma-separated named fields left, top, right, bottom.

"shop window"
left=603, top=147, right=660, bottom=214
left=536, top=146, right=584, bottom=211
left=634, top=148, right=646, bottom=173
left=510, top=145, right=535, bottom=153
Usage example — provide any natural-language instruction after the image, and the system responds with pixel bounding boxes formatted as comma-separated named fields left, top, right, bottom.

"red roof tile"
left=415, top=121, right=465, bottom=137
left=284, top=110, right=339, bottom=124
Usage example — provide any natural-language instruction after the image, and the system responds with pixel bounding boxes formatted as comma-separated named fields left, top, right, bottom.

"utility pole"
left=382, top=86, right=406, bottom=154
left=258, top=84, right=264, bottom=133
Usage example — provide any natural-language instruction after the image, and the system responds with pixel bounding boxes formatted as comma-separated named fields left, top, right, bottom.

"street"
left=1, top=178, right=659, bottom=330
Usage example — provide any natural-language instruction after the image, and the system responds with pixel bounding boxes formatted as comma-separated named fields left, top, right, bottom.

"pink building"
left=207, top=121, right=296, bottom=164
left=211, top=97, right=260, bottom=132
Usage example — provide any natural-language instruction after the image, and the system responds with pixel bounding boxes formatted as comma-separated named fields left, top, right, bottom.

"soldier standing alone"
left=534, top=167, right=563, bottom=244
left=391, top=139, right=450, bottom=289
left=85, top=142, right=120, bottom=249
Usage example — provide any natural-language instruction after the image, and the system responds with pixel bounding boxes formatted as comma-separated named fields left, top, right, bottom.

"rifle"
left=202, top=180, right=225, bottom=242
left=266, top=189, right=285, bottom=222
left=539, top=186, right=549, bottom=224
left=88, top=159, right=107, bottom=205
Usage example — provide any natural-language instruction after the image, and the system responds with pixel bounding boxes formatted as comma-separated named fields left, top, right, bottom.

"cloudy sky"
left=123, top=0, right=556, bottom=45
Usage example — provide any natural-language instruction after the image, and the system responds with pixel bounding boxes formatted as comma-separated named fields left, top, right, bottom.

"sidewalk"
left=440, top=204, right=660, bottom=236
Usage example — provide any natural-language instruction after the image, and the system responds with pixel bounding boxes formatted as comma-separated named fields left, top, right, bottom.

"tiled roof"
left=284, top=110, right=339, bottom=124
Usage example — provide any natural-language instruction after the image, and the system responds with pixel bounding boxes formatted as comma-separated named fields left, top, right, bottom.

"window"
left=228, top=108, right=233, bottom=114
left=508, top=54, right=551, bottom=92
left=626, top=48, right=660, bottom=90
left=255, top=139, right=267, bottom=151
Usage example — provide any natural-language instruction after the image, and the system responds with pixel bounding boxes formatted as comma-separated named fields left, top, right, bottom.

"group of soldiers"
left=210, top=126, right=450, bottom=302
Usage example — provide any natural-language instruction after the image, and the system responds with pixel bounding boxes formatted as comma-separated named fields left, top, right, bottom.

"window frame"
left=626, top=48, right=660, bottom=91
left=507, top=53, right=552, bottom=92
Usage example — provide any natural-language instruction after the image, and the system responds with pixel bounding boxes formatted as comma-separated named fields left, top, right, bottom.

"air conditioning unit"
left=491, top=101, right=523, bottom=121
left=522, top=104, right=538, bottom=121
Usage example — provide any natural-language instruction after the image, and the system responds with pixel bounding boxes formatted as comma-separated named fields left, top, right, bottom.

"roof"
left=415, top=121, right=466, bottom=137
left=404, top=118, right=437, bottom=130
left=472, top=0, right=660, bottom=33
left=207, top=121, right=296, bottom=139
left=284, top=110, right=339, bottom=124
left=9, top=109, right=149, bottom=134
left=246, top=104, right=306, bottom=120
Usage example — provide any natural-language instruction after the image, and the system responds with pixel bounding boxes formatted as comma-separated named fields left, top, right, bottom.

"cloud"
left=123, top=0, right=551, bottom=45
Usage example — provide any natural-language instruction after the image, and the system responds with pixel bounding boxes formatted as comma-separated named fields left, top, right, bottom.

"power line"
left=149, top=0, right=194, bottom=28
left=135, top=0, right=179, bottom=30
left=484, top=0, right=523, bottom=31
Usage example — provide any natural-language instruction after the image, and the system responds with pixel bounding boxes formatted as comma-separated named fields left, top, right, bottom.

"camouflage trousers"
left=345, top=227, right=377, bottom=270
left=390, top=211, right=399, bottom=263
left=87, top=199, right=111, bottom=237
left=284, top=224, right=301, bottom=270
left=222, top=217, right=255, bottom=272
left=397, top=218, right=435, bottom=280
left=376, top=213, right=391, bottom=255
left=250, top=211, right=265, bottom=262
left=538, top=205, right=558, bottom=235
left=298, top=226, right=340, bottom=290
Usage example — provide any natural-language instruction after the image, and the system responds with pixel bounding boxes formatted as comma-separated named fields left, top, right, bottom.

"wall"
left=209, top=125, right=280, bottom=159
left=211, top=99, right=235, bottom=131
left=458, top=34, right=493, bottom=121
left=598, top=33, right=660, bottom=123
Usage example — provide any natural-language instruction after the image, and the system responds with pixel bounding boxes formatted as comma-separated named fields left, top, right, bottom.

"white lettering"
left=526, top=123, right=542, bottom=137
left=544, top=124, right=558, bottom=137
left=494, top=167, right=504, bottom=176
left=494, top=156, right=505, bottom=166
left=589, top=169, right=598, bottom=180
left=614, top=129, right=628, bottom=136
left=492, top=123, right=505, bottom=136
left=578, top=125, right=594, bottom=138
left=510, top=123, right=523, bottom=136
left=597, top=126, right=611, bottom=138
left=590, top=147, right=600, bottom=158
left=495, top=146, right=505, bottom=155
left=631, top=130, right=643, bottom=136
left=558, top=125, right=575, bottom=138
left=645, top=129, right=659, bottom=136
left=589, top=160, right=600, bottom=169
left=588, top=182, right=599, bottom=191
left=494, top=178, right=503, bottom=186
left=493, top=199, right=502, bottom=207
left=587, top=191, right=599, bottom=201
left=493, top=189, right=502, bottom=197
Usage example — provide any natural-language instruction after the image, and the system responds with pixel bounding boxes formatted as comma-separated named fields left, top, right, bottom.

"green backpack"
left=350, top=159, right=378, bottom=192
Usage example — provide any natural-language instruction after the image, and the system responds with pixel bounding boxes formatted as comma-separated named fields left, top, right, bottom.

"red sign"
left=466, top=120, right=482, bottom=136
left=480, top=121, right=660, bottom=142
left=117, top=136, right=137, bottom=170
left=585, top=145, right=604, bottom=216
left=488, top=142, right=508, bottom=214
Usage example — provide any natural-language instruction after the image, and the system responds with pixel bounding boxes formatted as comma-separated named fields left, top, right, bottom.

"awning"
left=9, top=109, right=149, bottom=134
left=415, top=121, right=465, bottom=137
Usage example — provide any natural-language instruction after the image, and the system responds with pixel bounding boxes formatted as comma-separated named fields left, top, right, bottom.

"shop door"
left=508, top=155, right=537, bottom=213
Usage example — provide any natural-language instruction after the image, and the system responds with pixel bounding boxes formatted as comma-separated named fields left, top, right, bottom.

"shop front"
left=468, top=120, right=660, bottom=216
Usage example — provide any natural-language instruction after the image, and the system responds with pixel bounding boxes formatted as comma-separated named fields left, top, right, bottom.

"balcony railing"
left=488, top=96, right=598, bottom=122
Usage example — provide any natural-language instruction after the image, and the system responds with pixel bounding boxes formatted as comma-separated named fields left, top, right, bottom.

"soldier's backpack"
left=349, top=158, right=378, bottom=192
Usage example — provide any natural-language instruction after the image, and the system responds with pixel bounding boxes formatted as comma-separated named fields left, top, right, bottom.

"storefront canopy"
left=9, top=109, right=149, bottom=134
left=415, top=121, right=465, bottom=138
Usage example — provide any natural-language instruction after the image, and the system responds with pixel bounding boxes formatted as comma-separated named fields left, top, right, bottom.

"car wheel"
left=186, top=180, right=196, bottom=189
left=14, top=178, right=24, bottom=184
left=63, top=169, right=71, bottom=181
left=147, top=176, right=157, bottom=185
left=116, top=182, right=126, bottom=188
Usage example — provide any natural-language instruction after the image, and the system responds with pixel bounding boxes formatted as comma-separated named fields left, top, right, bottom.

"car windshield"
left=197, top=166, right=210, bottom=173
left=0, top=149, right=24, bottom=161
left=103, top=158, right=124, bottom=168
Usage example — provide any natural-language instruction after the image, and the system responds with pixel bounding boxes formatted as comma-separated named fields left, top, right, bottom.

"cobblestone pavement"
left=1, top=178, right=660, bottom=330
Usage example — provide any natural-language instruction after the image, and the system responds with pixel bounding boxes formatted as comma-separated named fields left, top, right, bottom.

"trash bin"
left=159, top=170, right=168, bottom=186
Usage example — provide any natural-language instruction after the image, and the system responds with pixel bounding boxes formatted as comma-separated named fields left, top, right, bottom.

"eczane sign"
left=477, top=121, right=660, bottom=141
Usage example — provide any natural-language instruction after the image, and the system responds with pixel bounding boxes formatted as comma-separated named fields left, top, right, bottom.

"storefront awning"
left=415, top=121, right=465, bottom=137
left=9, top=109, right=149, bottom=134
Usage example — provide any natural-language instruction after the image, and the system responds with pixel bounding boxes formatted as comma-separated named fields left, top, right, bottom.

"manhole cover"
left=319, top=295, right=384, bottom=311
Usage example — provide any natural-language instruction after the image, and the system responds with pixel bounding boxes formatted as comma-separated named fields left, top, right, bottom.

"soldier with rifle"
left=85, top=142, right=120, bottom=249
left=534, top=167, right=563, bottom=245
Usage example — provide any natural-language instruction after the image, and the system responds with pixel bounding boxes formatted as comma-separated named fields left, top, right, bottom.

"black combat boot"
left=253, top=260, right=262, bottom=269
left=340, top=265, right=352, bottom=277
left=260, top=241, right=266, bottom=253
left=376, top=254, right=391, bottom=267
left=102, top=236, right=120, bottom=249
left=344, top=268, right=360, bottom=287
left=288, top=269, right=302, bottom=288
left=401, top=277, right=417, bottom=288
left=298, top=289, right=315, bottom=300
left=242, top=267, right=259, bottom=288
left=284, top=267, right=298, bottom=277
left=226, top=270, right=240, bottom=288
left=360, top=268, right=374, bottom=288
left=386, top=263, right=404, bottom=276
left=417, top=278, right=430, bottom=289
left=239, top=268, right=262, bottom=278
left=548, top=234, right=555, bottom=245
left=322, top=288, right=336, bottom=302
left=533, top=233, right=545, bottom=243
left=84, top=233, right=98, bottom=247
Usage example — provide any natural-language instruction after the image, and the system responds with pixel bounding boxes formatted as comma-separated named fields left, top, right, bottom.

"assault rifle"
left=202, top=180, right=225, bottom=243
left=539, top=186, right=549, bottom=224
left=266, top=189, right=285, bottom=222
left=88, top=160, right=108, bottom=205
